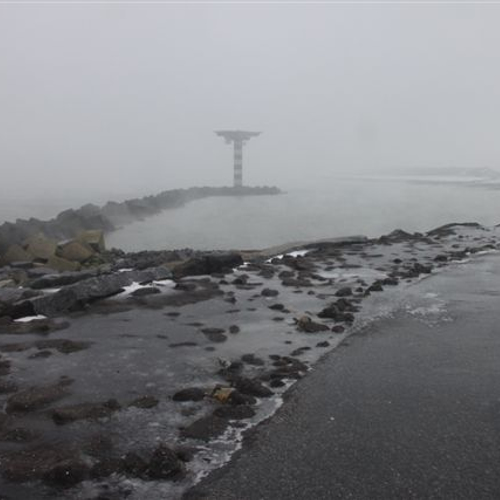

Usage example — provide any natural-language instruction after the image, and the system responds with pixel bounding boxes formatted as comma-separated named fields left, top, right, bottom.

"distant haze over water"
left=105, top=178, right=500, bottom=251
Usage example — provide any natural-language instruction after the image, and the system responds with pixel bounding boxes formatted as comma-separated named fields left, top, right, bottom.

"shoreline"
left=0, top=222, right=498, bottom=499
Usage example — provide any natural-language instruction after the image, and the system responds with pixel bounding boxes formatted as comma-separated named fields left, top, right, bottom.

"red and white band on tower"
left=215, top=130, right=261, bottom=188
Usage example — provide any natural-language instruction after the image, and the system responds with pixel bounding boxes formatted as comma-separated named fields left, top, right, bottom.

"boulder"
left=77, top=229, right=105, bottom=253
left=3, top=244, right=33, bottom=264
left=24, top=234, right=57, bottom=260
left=28, top=270, right=95, bottom=289
left=22, top=266, right=172, bottom=317
left=57, top=240, right=94, bottom=263
left=46, top=255, right=81, bottom=272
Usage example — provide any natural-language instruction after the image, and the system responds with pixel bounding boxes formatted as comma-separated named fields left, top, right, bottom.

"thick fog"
left=1, top=3, right=500, bottom=203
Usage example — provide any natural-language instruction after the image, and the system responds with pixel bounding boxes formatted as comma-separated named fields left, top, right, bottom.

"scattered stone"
left=295, top=316, right=329, bottom=333
left=0, top=427, right=39, bottom=443
left=0, top=380, right=18, bottom=394
left=367, top=282, right=383, bottom=293
left=268, top=303, right=285, bottom=311
left=52, top=399, right=121, bottom=424
left=180, top=415, right=229, bottom=441
left=261, top=288, right=279, bottom=297
left=169, top=342, right=198, bottom=348
left=131, top=286, right=161, bottom=297
left=90, top=458, right=123, bottom=479
left=335, top=287, right=352, bottom=297
left=121, top=452, right=148, bottom=477
left=331, top=325, right=345, bottom=333
left=269, top=378, right=286, bottom=388
left=173, top=253, right=243, bottom=278
left=201, top=328, right=227, bottom=343
left=1, top=445, right=89, bottom=486
left=233, top=377, right=273, bottom=398
left=316, top=341, right=330, bottom=348
left=228, top=325, right=240, bottom=334
left=241, top=353, right=265, bottom=366
left=172, top=387, right=206, bottom=402
left=290, top=346, right=311, bottom=356
left=213, top=405, right=256, bottom=420
left=29, top=350, right=52, bottom=359
left=146, top=444, right=185, bottom=480
left=128, top=395, right=159, bottom=409
left=6, top=383, right=69, bottom=413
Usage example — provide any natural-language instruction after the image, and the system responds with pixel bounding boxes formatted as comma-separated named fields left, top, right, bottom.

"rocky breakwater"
left=0, top=185, right=281, bottom=262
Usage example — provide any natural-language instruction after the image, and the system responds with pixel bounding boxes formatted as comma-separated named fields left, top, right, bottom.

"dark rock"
left=290, top=347, right=311, bottom=356
left=261, top=288, right=279, bottom=297
left=130, top=287, right=161, bottom=297
left=172, top=387, right=205, bottom=402
left=129, top=395, right=159, bottom=409
left=0, top=427, right=39, bottom=443
left=228, top=324, right=240, bottom=334
left=169, top=342, right=198, bottom=348
left=28, top=270, right=95, bottom=290
left=173, top=253, right=243, bottom=278
left=1, top=339, right=91, bottom=355
left=316, top=341, right=330, bottom=347
left=201, top=328, right=227, bottom=343
left=121, top=452, right=148, bottom=477
left=0, top=359, right=11, bottom=376
left=6, top=383, right=69, bottom=413
left=227, top=390, right=256, bottom=406
left=52, top=399, right=121, bottom=424
left=0, top=380, right=18, bottom=394
left=269, top=379, right=286, bottom=388
left=213, top=405, right=256, bottom=420
left=331, top=325, right=345, bottom=333
left=268, top=303, right=285, bottom=311
left=29, top=350, right=52, bottom=359
left=296, top=316, right=329, bottom=333
left=1, top=445, right=89, bottom=486
left=146, top=444, right=185, bottom=480
left=382, top=277, right=399, bottom=286
left=174, top=445, right=198, bottom=463
left=233, top=377, right=273, bottom=398
left=18, top=267, right=172, bottom=318
left=281, top=277, right=313, bottom=287
left=367, top=282, right=383, bottom=293
left=335, top=287, right=352, bottom=297
left=180, top=415, right=229, bottom=441
left=90, top=458, right=123, bottom=479
left=241, top=353, right=265, bottom=366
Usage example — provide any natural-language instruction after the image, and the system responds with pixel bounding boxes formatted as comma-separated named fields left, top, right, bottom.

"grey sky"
left=1, top=3, right=500, bottom=200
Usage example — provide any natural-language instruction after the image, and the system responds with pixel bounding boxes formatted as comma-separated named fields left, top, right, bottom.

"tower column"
left=233, top=139, right=243, bottom=188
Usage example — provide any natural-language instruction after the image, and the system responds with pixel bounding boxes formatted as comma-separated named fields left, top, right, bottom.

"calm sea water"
left=105, top=179, right=500, bottom=251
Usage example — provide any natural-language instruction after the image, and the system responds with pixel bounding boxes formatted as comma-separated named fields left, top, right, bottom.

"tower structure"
left=215, top=130, right=261, bottom=188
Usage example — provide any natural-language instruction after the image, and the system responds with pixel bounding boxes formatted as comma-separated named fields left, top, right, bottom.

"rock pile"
left=0, top=230, right=107, bottom=272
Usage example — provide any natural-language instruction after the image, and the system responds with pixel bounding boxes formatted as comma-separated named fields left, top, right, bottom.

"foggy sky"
left=1, top=2, right=500, bottom=201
